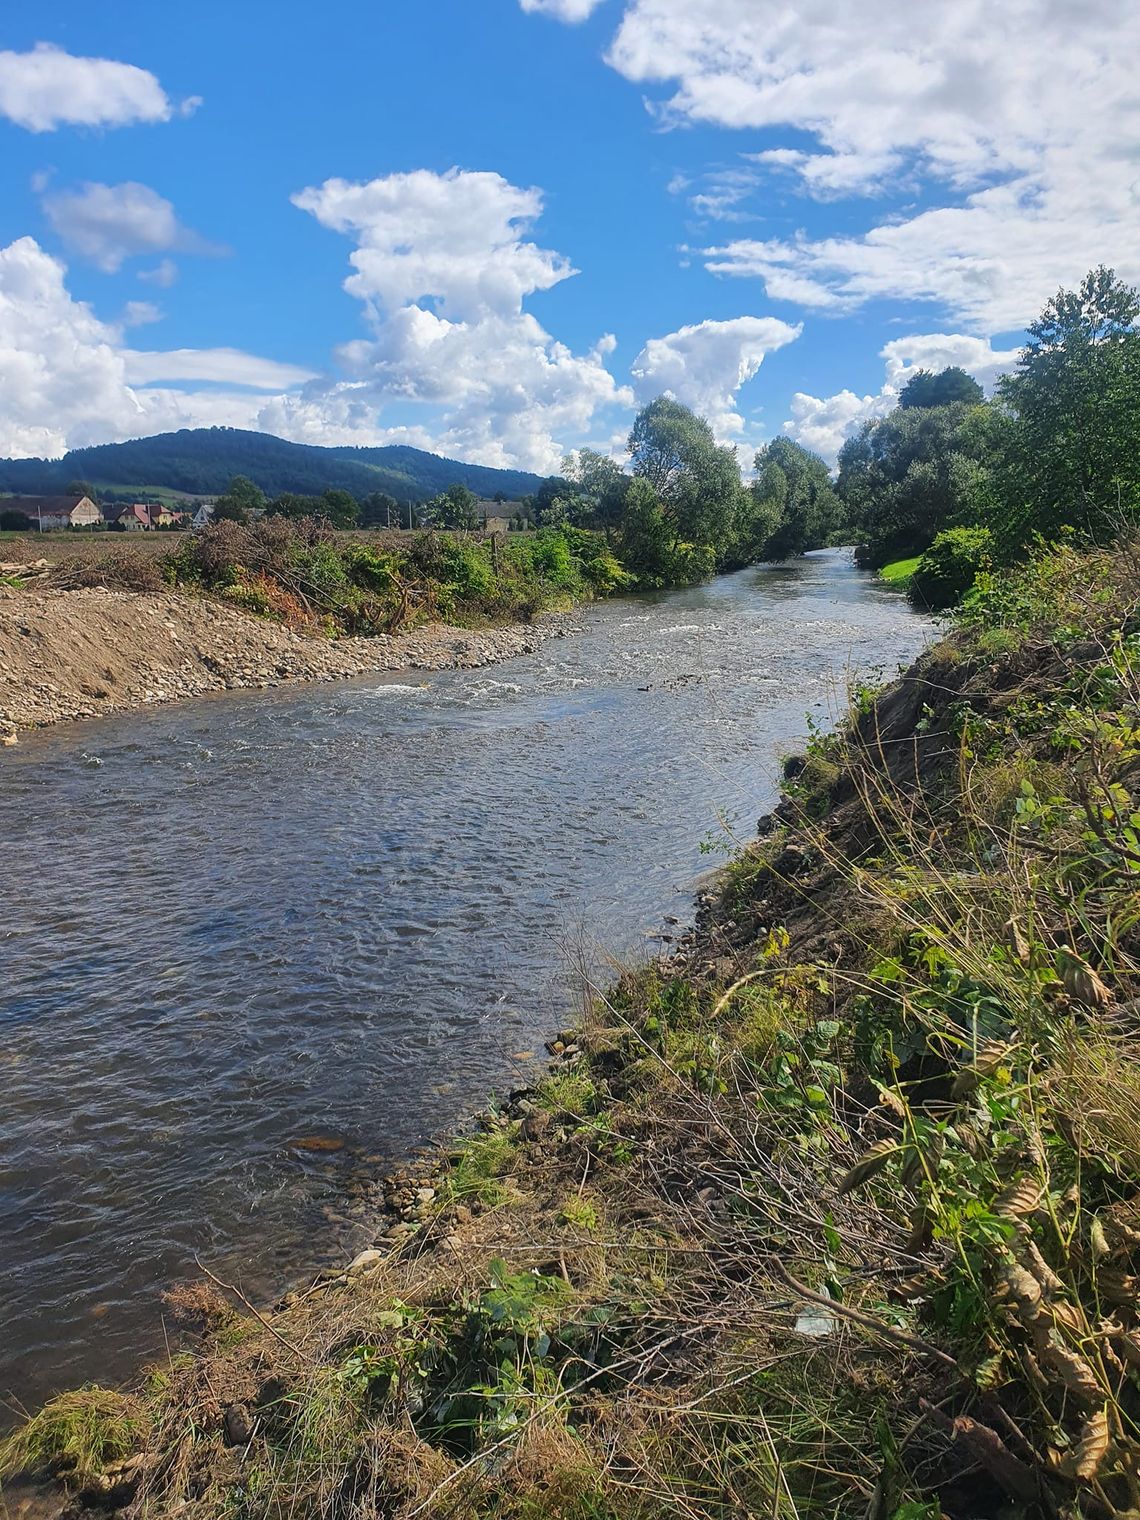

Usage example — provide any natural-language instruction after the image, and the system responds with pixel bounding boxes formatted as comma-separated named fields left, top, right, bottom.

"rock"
left=347, top=1248, right=384, bottom=1274
left=224, top=1404, right=255, bottom=1446
left=415, top=1186, right=436, bottom=1205
left=520, top=1110, right=552, bottom=1143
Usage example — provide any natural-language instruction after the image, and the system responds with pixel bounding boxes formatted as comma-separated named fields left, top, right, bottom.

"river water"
left=0, top=550, right=934, bottom=1413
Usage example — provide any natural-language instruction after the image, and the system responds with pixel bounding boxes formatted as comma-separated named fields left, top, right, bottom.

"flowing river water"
left=0, top=550, right=935, bottom=1415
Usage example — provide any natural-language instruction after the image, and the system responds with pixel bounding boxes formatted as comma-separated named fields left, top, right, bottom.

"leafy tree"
left=995, top=266, right=1140, bottom=548
left=838, top=402, right=992, bottom=566
left=899, top=367, right=984, bottom=410
left=213, top=475, right=266, bottom=524
left=319, top=488, right=360, bottom=528
left=65, top=479, right=99, bottom=502
left=628, top=398, right=742, bottom=560
left=561, top=449, right=630, bottom=529
left=0, top=508, right=32, bottom=531
left=752, top=438, right=844, bottom=559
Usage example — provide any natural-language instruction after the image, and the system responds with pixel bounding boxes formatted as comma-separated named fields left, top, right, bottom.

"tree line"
left=838, top=265, right=1140, bottom=604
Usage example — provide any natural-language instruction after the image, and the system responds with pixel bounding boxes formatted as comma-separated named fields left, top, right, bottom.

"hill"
left=0, top=429, right=544, bottom=505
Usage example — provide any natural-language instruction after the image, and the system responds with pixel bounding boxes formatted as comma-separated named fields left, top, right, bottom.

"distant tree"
left=359, top=491, right=400, bottom=528
left=753, top=438, right=845, bottom=559
left=837, top=402, right=995, bottom=566
left=628, top=398, right=742, bottom=558
left=266, top=492, right=321, bottom=520
left=65, top=479, right=99, bottom=502
left=213, top=475, right=266, bottom=524
left=562, top=449, right=630, bottom=529
left=996, top=265, right=1140, bottom=547
left=0, top=508, right=32, bottom=531
left=898, top=367, right=985, bottom=410
left=319, top=488, right=360, bottom=528
left=433, top=482, right=481, bottom=530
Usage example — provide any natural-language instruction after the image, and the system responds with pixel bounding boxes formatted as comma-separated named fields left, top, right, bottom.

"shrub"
left=908, top=525, right=994, bottom=609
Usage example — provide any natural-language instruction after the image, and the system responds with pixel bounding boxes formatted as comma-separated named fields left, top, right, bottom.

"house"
left=149, top=504, right=179, bottom=528
left=478, top=500, right=512, bottom=534
left=1, top=494, right=102, bottom=530
left=113, top=504, right=153, bottom=531
left=190, top=503, right=215, bottom=529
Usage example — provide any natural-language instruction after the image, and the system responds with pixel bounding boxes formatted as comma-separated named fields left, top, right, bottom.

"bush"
left=908, top=525, right=994, bottom=609
left=0, top=509, right=32, bottom=531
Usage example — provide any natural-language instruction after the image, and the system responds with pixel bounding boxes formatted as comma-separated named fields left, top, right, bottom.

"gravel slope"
left=0, top=587, right=573, bottom=737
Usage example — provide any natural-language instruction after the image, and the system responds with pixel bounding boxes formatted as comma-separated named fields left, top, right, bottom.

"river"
left=0, top=551, right=935, bottom=1414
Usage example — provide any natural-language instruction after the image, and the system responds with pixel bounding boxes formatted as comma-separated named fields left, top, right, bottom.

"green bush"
left=908, top=526, right=994, bottom=609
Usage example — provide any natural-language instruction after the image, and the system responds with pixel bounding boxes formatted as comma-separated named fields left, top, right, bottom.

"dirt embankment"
left=0, top=586, right=573, bottom=737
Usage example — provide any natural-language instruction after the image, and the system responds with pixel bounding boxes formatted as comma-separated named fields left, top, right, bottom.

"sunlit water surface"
left=0, top=551, right=935, bottom=1411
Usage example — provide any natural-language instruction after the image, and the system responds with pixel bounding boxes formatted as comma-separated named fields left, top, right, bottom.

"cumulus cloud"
left=519, top=0, right=607, bottom=18
left=292, top=168, right=575, bottom=320
left=631, top=315, right=801, bottom=438
left=783, top=332, right=1022, bottom=465
left=592, top=0, right=1140, bottom=331
left=0, top=43, right=190, bottom=132
left=289, top=168, right=632, bottom=470
left=42, top=181, right=220, bottom=273
left=0, top=237, right=312, bottom=457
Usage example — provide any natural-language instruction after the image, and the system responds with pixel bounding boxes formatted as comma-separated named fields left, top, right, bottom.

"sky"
left=1, top=0, right=1137, bottom=473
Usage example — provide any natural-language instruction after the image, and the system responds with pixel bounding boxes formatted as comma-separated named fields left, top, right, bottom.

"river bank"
left=0, top=585, right=575, bottom=736
left=4, top=536, right=1137, bottom=1519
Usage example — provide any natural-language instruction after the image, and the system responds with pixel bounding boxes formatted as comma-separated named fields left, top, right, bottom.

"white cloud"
left=0, top=43, right=188, bottom=132
left=631, top=314, right=800, bottom=438
left=519, top=0, right=607, bottom=19
left=594, top=0, right=1140, bottom=331
left=42, top=181, right=218, bottom=273
left=783, top=390, right=894, bottom=467
left=0, top=238, right=313, bottom=457
left=783, top=332, right=1021, bottom=465
left=138, top=257, right=179, bottom=288
left=293, top=168, right=575, bottom=321
left=121, top=300, right=162, bottom=328
left=122, top=349, right=319, bottom=389
left=289, top=168, right=631, bottom=470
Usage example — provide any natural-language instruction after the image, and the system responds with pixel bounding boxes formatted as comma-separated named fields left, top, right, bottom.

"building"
left=190, top=503, right=215, bottom=529
left=478, top=500, right=513, bottom=534
left=113, top=504, right=154, bottom=531
left=1, top=494, right=102, bottom=530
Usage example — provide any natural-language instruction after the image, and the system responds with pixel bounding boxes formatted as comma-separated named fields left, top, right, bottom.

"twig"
left=771, top=1260, right=960, bottom=1370
left=193, top=1256, right=311, bottom=1367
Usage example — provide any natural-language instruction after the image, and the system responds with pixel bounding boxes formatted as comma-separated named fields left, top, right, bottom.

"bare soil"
left=0, top=585, right=572, bottom=737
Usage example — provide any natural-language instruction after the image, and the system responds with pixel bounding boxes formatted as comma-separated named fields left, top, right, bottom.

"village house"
left=478, top=500, right=513, bottom=534
left=1, top=494, right=102, bottom=530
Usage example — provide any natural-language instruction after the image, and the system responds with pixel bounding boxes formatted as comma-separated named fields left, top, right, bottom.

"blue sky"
left=0, top=0, right=1135, bottom=470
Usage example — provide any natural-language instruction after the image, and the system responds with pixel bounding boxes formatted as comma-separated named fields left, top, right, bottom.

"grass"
left=0, top=1387, right=149, bottom=1488
left=5, top=533, right=1139, bottom=1519
left=878, top=553, right=921, bottom=584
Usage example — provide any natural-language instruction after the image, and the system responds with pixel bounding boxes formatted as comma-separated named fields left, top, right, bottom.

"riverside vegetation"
left=5, top=268, right=1140, bottom=1518
left=4, top=533, right=1139, bottom=1519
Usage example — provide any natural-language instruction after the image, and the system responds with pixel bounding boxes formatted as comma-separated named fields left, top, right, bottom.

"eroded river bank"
left=0, top=550, right=935, bottom=1416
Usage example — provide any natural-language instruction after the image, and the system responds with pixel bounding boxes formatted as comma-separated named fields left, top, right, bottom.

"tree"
left=359, top=491, right=400, bottom=528
left=0, top=508, right=32, bottom=531
left=319, top=488, right=359, bottom=528
left=562, top=449, right=629, bottom=529
left=899, top=367, right=984, bottom=410
left=837, top=402, right=994, bottom=566
left=996, top=266, right=1140, bottom=548
left=753, top=438, right=844, bottom=559
left=628, top=398, right=742, bottom=560
left=213, top=475, right=266, bottom=524
left=65, top=479, right=99, bottom=502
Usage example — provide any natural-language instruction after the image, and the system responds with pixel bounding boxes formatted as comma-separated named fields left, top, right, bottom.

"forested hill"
left=0, top=429, right=543, bottom=504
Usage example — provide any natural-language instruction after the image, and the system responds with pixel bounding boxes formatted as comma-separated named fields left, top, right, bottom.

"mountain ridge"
left=0, top=428, right=544, bottom=504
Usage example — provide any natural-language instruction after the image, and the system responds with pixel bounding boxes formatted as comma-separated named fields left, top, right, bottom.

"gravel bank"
left=0, top=586, right=577, bottom=737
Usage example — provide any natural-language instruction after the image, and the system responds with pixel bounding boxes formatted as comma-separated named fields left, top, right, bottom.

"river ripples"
left=0, top=550, right=935, bottom=1412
